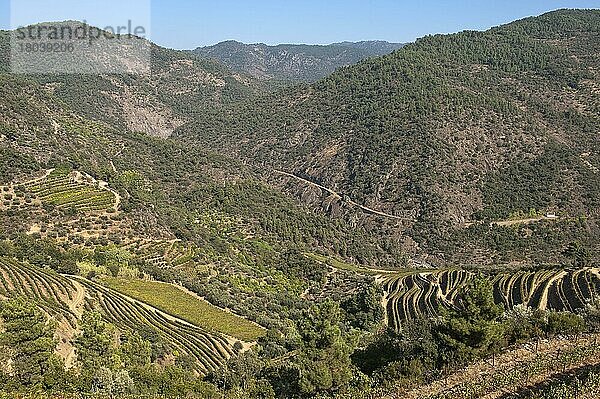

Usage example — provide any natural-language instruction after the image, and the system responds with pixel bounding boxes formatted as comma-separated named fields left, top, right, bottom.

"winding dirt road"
left=274, top=169, right=415, bottom=221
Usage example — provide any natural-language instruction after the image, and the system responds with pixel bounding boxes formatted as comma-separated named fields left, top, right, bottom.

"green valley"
left=0, top=8, right=599, bottom=399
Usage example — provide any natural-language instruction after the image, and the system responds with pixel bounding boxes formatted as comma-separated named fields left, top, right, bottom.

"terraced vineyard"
left=381, top=269, right=600, bottom=330
left=102, top=277, right=265, bottom=341
left=0, top=257, right=80, bottom=328
left=1, top=170, right=201, bottom=266
left=492, top=269, right=600, bottom=312
left=18, top=169, right=117, bottom=213
left=76, top=277, right=236, bottom=375
left=121, top=239, right=198, bottom=269
left=379, top=270, right=469, bottom=329
left=0, top=258, right=237, bottom=375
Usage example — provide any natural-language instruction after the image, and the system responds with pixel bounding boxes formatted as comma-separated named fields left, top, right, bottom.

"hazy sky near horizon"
left=1, top=0, right=599, bottom=49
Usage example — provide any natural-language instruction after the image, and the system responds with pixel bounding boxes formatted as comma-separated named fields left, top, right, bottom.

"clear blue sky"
left=1, top=0, right=599, bottom=49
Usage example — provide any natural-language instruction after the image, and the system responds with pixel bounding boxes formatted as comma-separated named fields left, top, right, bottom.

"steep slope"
left=0, top=54, right=399, bottom=336
left=179, top=9, right=600, bottom=265
left=0, top=23, right=264, bottom=138
left=192, top=40, right=405, bottom=82
left=0, top=258, right=240, bottom=375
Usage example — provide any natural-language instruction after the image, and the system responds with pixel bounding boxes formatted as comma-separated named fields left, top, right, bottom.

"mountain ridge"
left=2, top=9, right=600, bottom=399
left=0, top=21, right=267, bottom=138
left=179, top=9, right=600, bottom=265
left=192, top=40, right=405, bottom=82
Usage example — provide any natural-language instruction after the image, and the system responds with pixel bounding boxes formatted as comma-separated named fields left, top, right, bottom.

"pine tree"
left=74, top=311, right=114, bottom=371
left=436, top=277, right=505, bottom=366
left=0, top=297, right=59, bottom=388
left=293, top=300, right=354, bottom=396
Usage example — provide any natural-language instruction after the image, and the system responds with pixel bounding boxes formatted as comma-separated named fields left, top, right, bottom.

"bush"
left=546, top=312, right=585, bottom=336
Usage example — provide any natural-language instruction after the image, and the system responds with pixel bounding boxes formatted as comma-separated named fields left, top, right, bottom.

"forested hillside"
left=0, top=67, right=402, bottom=311
left=193, top=40, right=405, bottom=82
left=0, top=37, right=395, bottom=397
left=1, top=9, right=600, bottom=399
left=179, top=9, right=600, bottom=266
left=0, top=25, right=264, bottom=138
